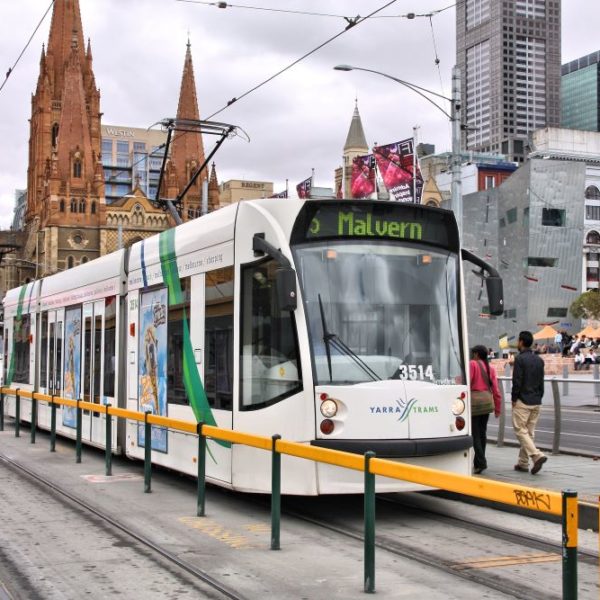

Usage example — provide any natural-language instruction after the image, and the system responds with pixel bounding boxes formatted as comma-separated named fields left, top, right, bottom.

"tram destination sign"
left=293, top=202, right=458, bottom=249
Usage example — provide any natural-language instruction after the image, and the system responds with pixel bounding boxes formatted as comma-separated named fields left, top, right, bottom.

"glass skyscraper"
left=561, top=51, right=600, bottom=132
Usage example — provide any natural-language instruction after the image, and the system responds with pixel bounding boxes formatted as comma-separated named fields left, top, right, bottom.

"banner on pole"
left=296, top=176, right=312, bottom=199
left=374, top=138, right=423, bottom=203
left=270, top=190, right=288, bottom=198
left=350, top=154, right=377, bottom=199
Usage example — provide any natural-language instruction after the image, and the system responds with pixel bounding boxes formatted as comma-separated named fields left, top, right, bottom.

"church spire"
left=170, top=40, right=207, bottom=215
left=343, top=99, right=368, bottom=153
left=46, top=0, right=86, bottom=99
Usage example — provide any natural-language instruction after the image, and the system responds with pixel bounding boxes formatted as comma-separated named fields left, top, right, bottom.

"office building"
left=101, top=125, right=167, bottom=204
left=219, top=180, right=274, bottom=205
left=456, top=0, right=561, bottom=162
left=561, top=50, right=600, bottom=132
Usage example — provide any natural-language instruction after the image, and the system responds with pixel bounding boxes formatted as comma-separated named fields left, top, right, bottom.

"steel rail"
left=0, top=451, right=248, bottom=600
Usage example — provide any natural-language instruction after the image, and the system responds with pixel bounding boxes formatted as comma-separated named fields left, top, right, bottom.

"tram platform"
left=1, top=421, right=599, bottom=598
left=438, top=444, right=600, bottom=531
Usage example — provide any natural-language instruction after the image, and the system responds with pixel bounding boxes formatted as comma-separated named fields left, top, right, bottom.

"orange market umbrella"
left=588, top=327, right=600, bottom=339
left=533, top=325, right=558, bottom=340
left=578, top=325, right=597, bottom=337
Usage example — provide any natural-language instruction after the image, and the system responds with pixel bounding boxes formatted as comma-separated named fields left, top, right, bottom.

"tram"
left=2, top=199, right=503, bottom=494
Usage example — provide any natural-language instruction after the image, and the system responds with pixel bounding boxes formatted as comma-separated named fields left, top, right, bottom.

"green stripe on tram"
left=159, top=229, right=230, bottom=449
left=6, top=285, right=28, bottom=386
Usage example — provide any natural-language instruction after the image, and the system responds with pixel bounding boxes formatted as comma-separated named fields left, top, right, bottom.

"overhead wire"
left=205, top=0, right=401, bottom=120
left=176, top=0, right=456, bottom=20
left=0, top=0, right=55, bottom=94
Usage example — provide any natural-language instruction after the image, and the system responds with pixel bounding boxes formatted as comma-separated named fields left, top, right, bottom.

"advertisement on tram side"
left=137, top=287, right=168, bottom=453
left=63, top=307, right=81, bottom=428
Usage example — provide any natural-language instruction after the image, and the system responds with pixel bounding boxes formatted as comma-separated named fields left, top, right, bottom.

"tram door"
left=200, top=268, right=234, bottom=483
left=81, top=300, right=105, bottom=443
left=47, top=311, right=64, bottom=397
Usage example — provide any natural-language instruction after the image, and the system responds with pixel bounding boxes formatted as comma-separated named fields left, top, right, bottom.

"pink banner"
left=374, top=139, right=423, bottom=203
left=350, top=154, right=376, bottom=199
left=296, top=176, right=312, bottom=199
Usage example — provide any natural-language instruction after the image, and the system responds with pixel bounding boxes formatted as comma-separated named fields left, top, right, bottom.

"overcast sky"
left=0, top=0, right=598, bottom=227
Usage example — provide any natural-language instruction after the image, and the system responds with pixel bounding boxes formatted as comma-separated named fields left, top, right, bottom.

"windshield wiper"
left=317, top=294, right=381, bottom=382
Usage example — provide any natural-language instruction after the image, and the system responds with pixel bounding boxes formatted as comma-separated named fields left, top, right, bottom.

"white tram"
left=2, top=199, right=503, bottom=494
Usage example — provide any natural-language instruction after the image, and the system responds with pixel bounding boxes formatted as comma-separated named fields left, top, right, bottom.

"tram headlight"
left=320, top=399, right=338, bottom=418
left=451, top=398, right=466, bottom=415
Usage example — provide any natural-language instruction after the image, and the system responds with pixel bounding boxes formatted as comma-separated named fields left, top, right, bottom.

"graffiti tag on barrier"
left=513, top=489, right=552, bottom=511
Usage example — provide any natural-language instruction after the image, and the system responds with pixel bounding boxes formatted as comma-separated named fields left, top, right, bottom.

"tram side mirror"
left=486, top=276, right=504, bottom=316
left=276, top=267, right=297, bottom=311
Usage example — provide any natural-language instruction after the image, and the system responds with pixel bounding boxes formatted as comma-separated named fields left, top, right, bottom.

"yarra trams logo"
left=368, top=397, right=439, bottom=422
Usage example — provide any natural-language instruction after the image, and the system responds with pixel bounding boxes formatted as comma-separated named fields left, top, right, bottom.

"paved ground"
left=478, top=443, right=600, bottom=506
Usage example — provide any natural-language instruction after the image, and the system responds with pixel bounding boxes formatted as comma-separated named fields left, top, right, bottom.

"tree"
left=570, top=290, right=600, bottom=320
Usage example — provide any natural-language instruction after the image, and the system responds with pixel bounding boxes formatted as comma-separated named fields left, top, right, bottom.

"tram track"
left=0, top=451, right=248, bottom=600
left=279, top=494, right=598, bottom=600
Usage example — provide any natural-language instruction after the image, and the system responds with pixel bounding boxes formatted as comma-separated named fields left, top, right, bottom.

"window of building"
left=527, top=257, right=557, bottom=267
left=52, top=123, right=59, bottom=148
left=12, top=312, right=31, bottom=384
left=542, top=208, right=566, bottom=227
left=73, top=159, right=82, bottom=178
left=91, top=201, right=96, bottom=214
left=70, top=198, right=77, bottom=212
left=547, top=307, right=568, bottom=318
left=585, top=185, right=600, bottom=199
left=499, top=217, right=506, bottom=228
left=101, top=139, right=113, bottom=155
left=586, top=206, right=600, bottom=221
left=59, top=199, right=65, bottom=212
left=506, top=207, right=517, bottom=223
left=587, top=267, right=600, bottom=281
left=484, top=175, right=495, bottom=189
left=67, top=256, right=74, bottom=269
left=240, top=259, right=302, bottom=410
left=81, top=257, right=89, bottom=264
left=504, top=308, right=517, bottom=319
left=133, top=142, right=146, bottom=152
left=205, top=267, right=234, bottom=410
left=116, top=141, right=129, bottom=154
left=587, top=230, right=600, bottom=244
left=523, top=207, right=529, bottom=228
left=79, top=199, right=86, bottom=213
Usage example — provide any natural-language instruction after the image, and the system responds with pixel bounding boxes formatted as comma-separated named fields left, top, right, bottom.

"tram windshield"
left=293, top=241, right=463, bottom=385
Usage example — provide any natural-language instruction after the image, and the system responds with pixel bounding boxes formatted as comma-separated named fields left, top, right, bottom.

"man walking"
left=511, top=330, right=547, bottom=474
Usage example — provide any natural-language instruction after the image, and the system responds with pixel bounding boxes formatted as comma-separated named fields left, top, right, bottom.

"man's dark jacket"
left=511, top=348, right=544, bottom=405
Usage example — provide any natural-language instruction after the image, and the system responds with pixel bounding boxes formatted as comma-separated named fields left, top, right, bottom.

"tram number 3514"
left=396, top=364, right=434, bottom=381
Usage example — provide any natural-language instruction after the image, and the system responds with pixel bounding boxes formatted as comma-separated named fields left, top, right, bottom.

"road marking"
left=179, top=516, right=256, bottom=549
left=81, top=473, right=142, bottom=483
left=452, top=552, right=561, bottom=570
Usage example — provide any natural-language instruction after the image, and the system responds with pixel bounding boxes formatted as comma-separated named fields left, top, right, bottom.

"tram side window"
left=205, top=267, right=234, bottom=410
left=167, top=278, right=190, bottom=405
left=240, top=259, right=302, bottom=410
left=103, top=297, right=116, bottom=399
left=13, top=313, right=31, bottom=383
left=40, top=312, right=48, bottom=389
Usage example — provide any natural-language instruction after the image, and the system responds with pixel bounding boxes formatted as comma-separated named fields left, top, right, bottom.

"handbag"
left=471, top=361, right=494, bottom=416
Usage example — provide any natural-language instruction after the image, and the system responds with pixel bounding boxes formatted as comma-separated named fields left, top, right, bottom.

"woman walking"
left=470, top=345, right=502, bottom=474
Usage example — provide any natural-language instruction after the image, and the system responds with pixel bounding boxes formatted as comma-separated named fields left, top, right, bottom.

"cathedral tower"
left=26, top=0, right=104, bottom=273
left=164, top=41, right=219, bottom=219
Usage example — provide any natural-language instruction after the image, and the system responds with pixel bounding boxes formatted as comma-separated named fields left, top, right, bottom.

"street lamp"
left=333, top=64, right=463, bottom=236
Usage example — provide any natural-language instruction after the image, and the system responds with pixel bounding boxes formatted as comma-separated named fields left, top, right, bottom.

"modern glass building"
left=457, top=0, right=562, bottom=163
left=561, top=50, right=600, bottom=132
left=101, top=125, right=168, bottom=204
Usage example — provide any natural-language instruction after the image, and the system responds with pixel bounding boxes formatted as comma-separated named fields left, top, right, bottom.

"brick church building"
left=11, top=0, right=219, bottom=284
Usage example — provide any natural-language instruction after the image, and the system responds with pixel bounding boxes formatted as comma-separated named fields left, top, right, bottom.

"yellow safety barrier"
left=0, top=385, right=580, bottom=598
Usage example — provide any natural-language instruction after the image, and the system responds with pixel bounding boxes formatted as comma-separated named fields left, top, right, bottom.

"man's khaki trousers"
left=512, top=400, right=544, bottom=468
